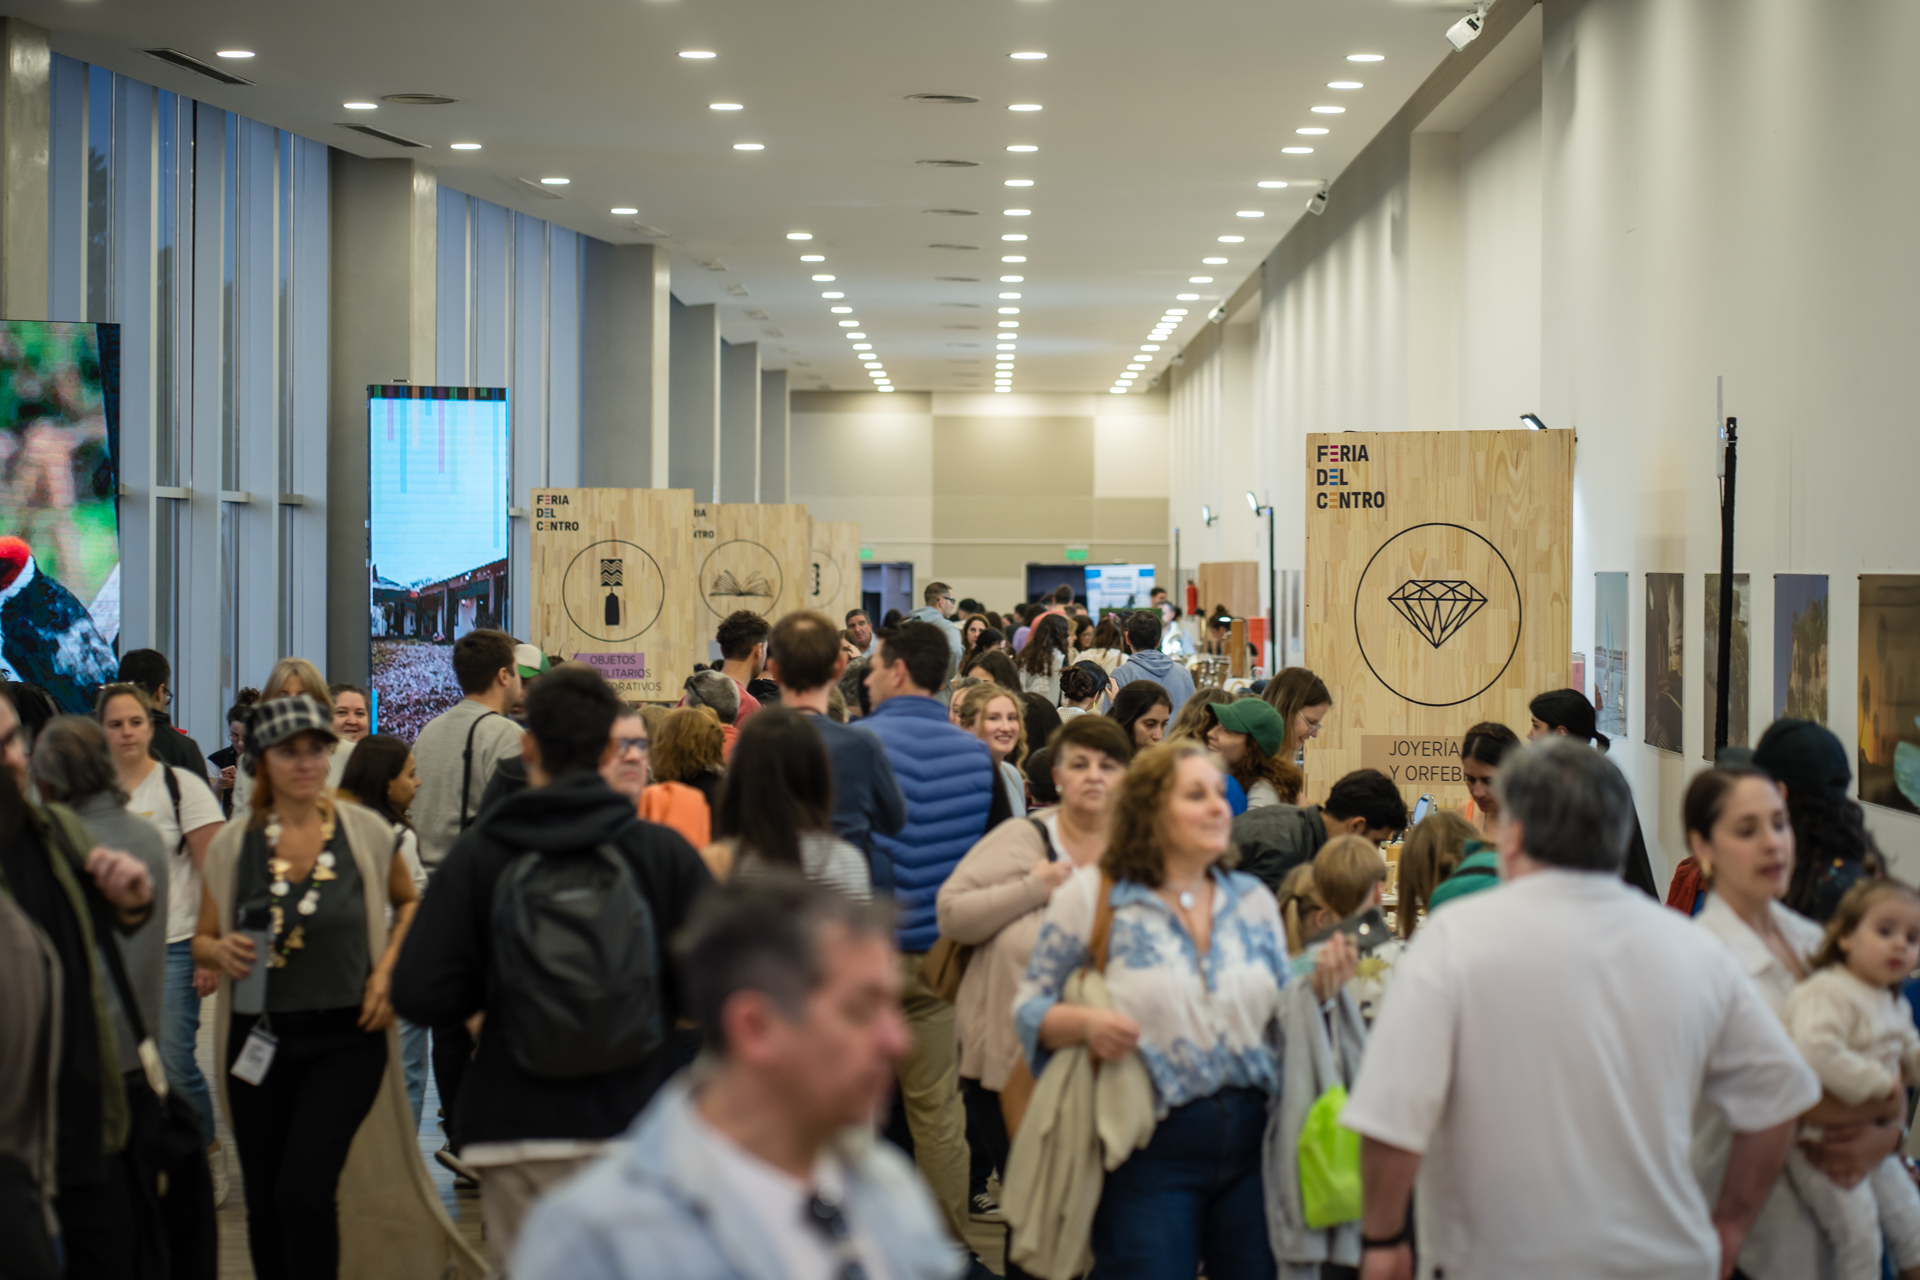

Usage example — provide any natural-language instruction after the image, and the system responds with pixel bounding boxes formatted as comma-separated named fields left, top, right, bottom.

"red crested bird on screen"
left=0, top=535, right=117, bottom=711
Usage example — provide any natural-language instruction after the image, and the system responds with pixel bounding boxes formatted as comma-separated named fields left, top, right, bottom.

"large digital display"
left=367, top=385, right=509, bottom=740
left=0, top=321, right=121, bottom=712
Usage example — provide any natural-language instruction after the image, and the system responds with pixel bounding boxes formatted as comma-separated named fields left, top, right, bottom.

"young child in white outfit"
left=1784, top=878, right=1920, bottom=1280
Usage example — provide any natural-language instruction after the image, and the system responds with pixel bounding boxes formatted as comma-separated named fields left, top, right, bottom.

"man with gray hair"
left=682, top=669, right=741, bottom=725
left=512, top=878, right=961, bottom=1280
left=1343, top=738, right=1820, bottom=1280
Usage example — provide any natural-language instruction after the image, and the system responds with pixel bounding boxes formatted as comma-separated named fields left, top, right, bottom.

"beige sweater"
left=937, top=815, right=1063, bottom=1091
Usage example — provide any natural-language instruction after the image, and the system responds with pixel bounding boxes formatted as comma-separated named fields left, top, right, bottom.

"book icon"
left=710, top=569, right=774, bottom=598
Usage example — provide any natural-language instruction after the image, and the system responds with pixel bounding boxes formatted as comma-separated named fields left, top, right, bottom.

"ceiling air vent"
left=141, top=48, right=254, bottom=86
left=905, top=94, right=979, bottom=105
left=936, top=276, right=981, bottom=282
left=928, top=244, right=978, bottom=251
left=628, top=224, right=670, bottom=239
left=381, top=93, right=457, bottom=105
left=511, top=176, right=563, bottom=198
left=936, top=302, right=982, bottom=308
left=338, top=123, right=430, bottom=148
left=726, top=284, right=750, bottom=297
left=925, top=209, right=978, bottom=217
left=917, top=159, right=978, bottom=167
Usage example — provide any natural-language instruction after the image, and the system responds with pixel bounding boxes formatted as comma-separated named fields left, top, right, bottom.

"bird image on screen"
left=710, top=568, right=774, bottom=599
left=0, top=534, right=116, bottom=709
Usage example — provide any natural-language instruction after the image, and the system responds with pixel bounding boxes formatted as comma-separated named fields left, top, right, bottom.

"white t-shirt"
left=698, top=1116, right=889, bottom=1280
left=127, top=762, right=227, bottom=943
left=1342, top=869, right=1821, bottom=1280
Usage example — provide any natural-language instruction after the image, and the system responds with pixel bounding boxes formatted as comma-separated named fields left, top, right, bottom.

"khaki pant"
left=898, top=950, right=972, bottom=1242
left=477, top=1154, right=598, bottom=1277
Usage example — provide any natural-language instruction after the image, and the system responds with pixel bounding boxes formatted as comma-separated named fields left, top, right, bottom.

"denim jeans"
left=1090, top=1086, right=1274, bottom=1280
left=163, top=940, right=216, bottom=1146
left=399, top=1019, right=429, bottom=1133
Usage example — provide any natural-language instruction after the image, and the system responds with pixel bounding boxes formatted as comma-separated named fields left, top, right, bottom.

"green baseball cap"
left=1209, top=698, right=1284, bottom=756
left=514, top=644, right=551, bottom=680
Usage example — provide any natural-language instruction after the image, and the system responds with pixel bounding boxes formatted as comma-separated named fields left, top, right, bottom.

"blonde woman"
left=194, top=696, right=478, bottom=1280
left=952, top=680, right=1028, bottom=818
left=1396, top=810, right=1479, bottom=940
left=1276, top=835, right=1404, bottom=1023
left=1261, top=667, right=1332, bottom=767
left=233, top=657, right=343, bottom=812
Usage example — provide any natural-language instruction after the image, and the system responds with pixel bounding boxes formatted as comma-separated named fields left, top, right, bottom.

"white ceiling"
left=26, top=0, right=1473, bottom=394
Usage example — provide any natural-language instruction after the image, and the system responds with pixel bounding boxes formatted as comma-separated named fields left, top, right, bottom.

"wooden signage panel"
left=529, top=488, right=698, bottom=703
left=808, top=519, right=863, bottom=627
left=1304, top=430, right=1572, bottom=803
left=691, top=502, right=811, bottom=628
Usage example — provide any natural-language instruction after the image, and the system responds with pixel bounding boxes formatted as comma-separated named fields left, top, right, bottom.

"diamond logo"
left=1389, top=580, right=1487, bottom=649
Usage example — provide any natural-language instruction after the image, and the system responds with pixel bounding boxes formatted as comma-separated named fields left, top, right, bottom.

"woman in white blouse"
left=1014, top=740, right=1354, bottom=1280
left=1687, top=765, right=1916, bottom=1279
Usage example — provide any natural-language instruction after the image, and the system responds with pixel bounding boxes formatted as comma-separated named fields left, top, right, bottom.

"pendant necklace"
left=1178, top=889, right=1197, bottom=910
left=264, top=801, right=338, bottom=968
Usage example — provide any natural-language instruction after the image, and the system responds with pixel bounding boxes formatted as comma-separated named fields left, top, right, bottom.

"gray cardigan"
left=73, top=792, right=169, bottom=1074
left=1265, top=978, right=1367, bottom=1276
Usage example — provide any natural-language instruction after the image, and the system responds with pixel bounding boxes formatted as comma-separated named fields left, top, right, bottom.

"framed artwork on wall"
left=1858, top=574, right=1920, bottom=814
left=1703, top=573, right=1750, bottom=758
left=1645, top=573, right=1684, bottom=753
left=1774, top=573, right=1829, bottom=724
left=1594, top=573, right=1628, bottom=741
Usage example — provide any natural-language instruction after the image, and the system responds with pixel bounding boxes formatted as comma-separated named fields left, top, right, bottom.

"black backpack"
left=489, top=843, right=665, bottom=1080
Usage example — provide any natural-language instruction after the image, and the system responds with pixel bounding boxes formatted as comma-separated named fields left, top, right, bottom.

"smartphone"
left=1409, top=793, right=1435, bottom=827
left=1304, top=905, right=1393, bottom=955
left=231, top=906, right=273, bottom=1016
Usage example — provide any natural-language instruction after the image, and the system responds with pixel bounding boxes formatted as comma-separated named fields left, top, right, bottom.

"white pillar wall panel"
left=509, top=211, right=547, bottom=639
left=547, top=226, right=580, bottom=489
left=760, top=368, right=789, bottom=504
left=179, top=102, right=226, bottom=739
left=719, top=339, right=760, bottom=504
left=669, top=298, right=720, bottom=501
left=107, top=75, right=152, bottom=653
left=284, top=134, right=328, bottom=673
left=45, top=54, right=81, bottom=321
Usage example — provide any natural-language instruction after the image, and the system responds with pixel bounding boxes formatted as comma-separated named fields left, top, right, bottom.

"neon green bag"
left=1297, top=1083, right=1362, bottom=1229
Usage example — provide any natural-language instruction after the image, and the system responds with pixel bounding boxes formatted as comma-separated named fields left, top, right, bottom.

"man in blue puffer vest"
left=862, top=619, right=995, bottom=1243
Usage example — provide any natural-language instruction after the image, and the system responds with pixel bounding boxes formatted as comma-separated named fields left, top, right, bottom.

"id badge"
left=231, top=1027, right=279, bottom=1086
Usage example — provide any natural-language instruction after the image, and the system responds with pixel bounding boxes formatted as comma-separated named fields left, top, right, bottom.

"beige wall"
left=791, top=390, right=1170, bottom=612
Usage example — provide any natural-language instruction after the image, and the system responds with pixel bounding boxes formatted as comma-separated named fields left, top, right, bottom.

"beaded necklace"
left=264, top=798, right=339, bottom=968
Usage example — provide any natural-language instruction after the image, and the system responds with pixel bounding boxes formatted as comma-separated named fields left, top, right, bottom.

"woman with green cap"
left=1203, top=697, right=1302, bottom=808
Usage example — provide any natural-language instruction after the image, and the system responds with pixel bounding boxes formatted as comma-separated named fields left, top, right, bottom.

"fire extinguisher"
left=1185, top=581, right=1199, bottom=618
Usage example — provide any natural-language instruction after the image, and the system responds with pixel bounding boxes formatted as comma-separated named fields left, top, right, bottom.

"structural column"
left=669, top=299, right=720, bottom=501
left=581, top=241, right=670, bottom=487
left=760, top=368, right=790, bottom=503
left=0, top=17, right=48, bottom=321
left=719, top=340, right=760, bottom=503
left=326, top=153, right=436, bottom=685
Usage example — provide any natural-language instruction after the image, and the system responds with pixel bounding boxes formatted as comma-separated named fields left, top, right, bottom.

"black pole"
left=1266, top=507, right=1278, bottom=677
left=1714, top=417, right=1737, bottom=755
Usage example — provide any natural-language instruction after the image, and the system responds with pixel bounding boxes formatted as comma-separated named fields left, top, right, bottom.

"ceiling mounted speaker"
left=905, top=94, right=979, bottom=105
left=381, top=93, right=457, bottom=105
left=917, top=159, right=979, bottom=167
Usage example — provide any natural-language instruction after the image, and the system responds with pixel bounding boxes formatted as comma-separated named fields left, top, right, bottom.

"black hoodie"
left=391, top=772, right=712, bottom=1148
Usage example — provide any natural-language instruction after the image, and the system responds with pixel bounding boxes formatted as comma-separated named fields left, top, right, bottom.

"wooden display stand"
left=691, top=502, right=811, bottom=628
left=1198, top=561, right=1261, bottom=621
left=528, top=488, right=699, bottom=702
left=1304, top=431, right=1572, bottom=803
left=808, top=519, right=863, bottom=626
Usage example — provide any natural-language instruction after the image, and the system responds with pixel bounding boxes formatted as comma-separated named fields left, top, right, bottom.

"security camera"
left=1446, top=7, right=1487, bottom=52
left=1171, top=352, right=1185, bottom=366
left=1305, top=183, right=1329, bottom=216
left=1208, top=304, right=1227, bottom=324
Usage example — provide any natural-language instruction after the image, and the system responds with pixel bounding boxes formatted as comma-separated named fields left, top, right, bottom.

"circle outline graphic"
left=562, top=540, right=665, bottom=642
left=699, top=539, right=784, bottom=619
left=1354, top=522, right=1523, bottom=708
left=809, top=547, right=843, bottom=607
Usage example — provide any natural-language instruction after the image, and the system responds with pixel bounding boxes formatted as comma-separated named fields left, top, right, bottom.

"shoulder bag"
left=924, top=817, right=1058, bottom=1004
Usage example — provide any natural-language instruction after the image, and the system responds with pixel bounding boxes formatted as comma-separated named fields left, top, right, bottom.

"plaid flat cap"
left=243, top=694, right=337, bottom=774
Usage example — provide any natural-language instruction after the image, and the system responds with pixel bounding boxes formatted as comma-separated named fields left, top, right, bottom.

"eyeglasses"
left=615, top=737, right=649, bottom=755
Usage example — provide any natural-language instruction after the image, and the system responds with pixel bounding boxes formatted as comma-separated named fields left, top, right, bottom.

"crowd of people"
left=0, top=583, right=1908, bottom=1280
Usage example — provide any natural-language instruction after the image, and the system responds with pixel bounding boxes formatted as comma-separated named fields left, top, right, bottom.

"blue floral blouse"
left=1013, top=863, right=1292, bottom=1114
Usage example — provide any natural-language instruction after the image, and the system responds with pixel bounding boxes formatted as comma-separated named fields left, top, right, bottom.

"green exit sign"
left=1064, top=547, right=1089, bottom=562
left=859, top=546, right=874, bottom=561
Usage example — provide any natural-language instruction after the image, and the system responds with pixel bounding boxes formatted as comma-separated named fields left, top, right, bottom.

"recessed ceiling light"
left=1282, top=147, right=1314, bottom=154
left=813, top=274, right=835, bottom=281
left=853, top=343, right=872, bottom=349
left=343, top=102, right=378, bottom=110
left=838, top=319, right=859, bottom=326
left=1001, top=255, right=1026, bottom=263
left=1235, top=210, right=1263, bottom=218
left=1000, top=275, right=1024, bottom=283
left=1167, top=309, right=1188, bottom=315
left=1257, top=181, right=1288, bottom=189
left=879, top=386, right=896, bottom=393
left=1188, top=276, right=1213, bottom=283
left=1004, top=179, right=1033, bottom=187
left=998, top=307, right=1020, bottom=314
left=1218, top=235, right=1245, bottom=243
left=216, top=49, right=255, bottom=59
left=734, top=142, right=765, bottom=151
left=1312, top=106, right=1346, bottom=114
left=1297, top=129, right=1329, bottom=137
left=451, top=142, right=483, bottom=150
left=1328, top=81, right=1364, bottom=89
left=540, top=177, right=570, bottom=185
left=1008, top=104, right=1042, bottom=112
left=1004, top=209, right=1031, bottom=217
left=831, top=306, right=852, bottom=313
left=710, top=102, right=743, bottom=111
left=1010, top=51, right=1048, bottom=60
left=1140, top=344, right=1160, bottom=351
left=1202, top=256, right=1228, bottom=264
left=847, top=332, right=867, bottom=339
left=1128, top=363, right=1146, bottom=370
left=787, top=232, right=813, bottom=240
left=1007, top=144, right=1038, bottom=153
left=611, top=206, right=638, bottom=215
left=680, top=50, right=718, bottom=58
left=1348, top=53, right=1384, bottom=62
left=1002, top=234, right=1028, bottom=241
left=999, top=292, right=1021, bottom=299
left=1176, top=293, right=1200, bottom=301
left=997, top=342, right=1016, bottom=350
left=801, top=255, right=825, bottom=262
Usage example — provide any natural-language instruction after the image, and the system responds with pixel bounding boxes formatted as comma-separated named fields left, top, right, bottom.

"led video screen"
left=0, top=321, right=120, bottom=712
left=367, top=385, right=509, bottom=740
